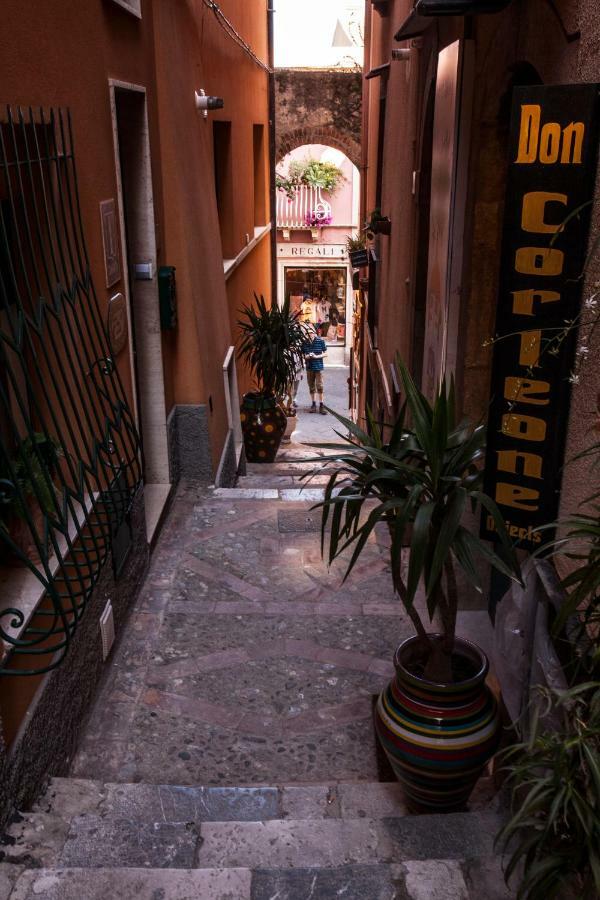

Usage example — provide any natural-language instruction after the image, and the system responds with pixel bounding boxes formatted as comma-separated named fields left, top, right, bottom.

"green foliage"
left=497, top=682, right=600, bottom=900
left=237, top=294, right=310, bottom=399
left=0, top=433, right=62, bottom=523
left=345, top=231, right=366, bottom=252
left=275, top=157, right=346, bottom=200
left=316, top=355, right=520, bottom=678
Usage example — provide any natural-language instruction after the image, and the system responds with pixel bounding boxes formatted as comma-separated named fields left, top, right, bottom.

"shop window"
left=213, top=120, right=234, bottom=257
left=253, top=124, right=266, bottom=227
left=285, top=267, right=347, bottom=346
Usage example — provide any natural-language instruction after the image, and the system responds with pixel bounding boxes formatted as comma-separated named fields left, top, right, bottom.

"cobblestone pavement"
left=293, top=363, right=350, bottom=444
left=72, top=483, right=414, bottom=786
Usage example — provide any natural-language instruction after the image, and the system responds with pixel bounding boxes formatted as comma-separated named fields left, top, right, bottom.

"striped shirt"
left=303, top=337, right=327, bottom=371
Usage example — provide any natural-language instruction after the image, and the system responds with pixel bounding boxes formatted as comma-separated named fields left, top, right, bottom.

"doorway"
left=110, top=82, right=171, bottom=542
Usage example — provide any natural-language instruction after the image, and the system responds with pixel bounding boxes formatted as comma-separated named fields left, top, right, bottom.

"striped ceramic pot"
left=375, top=634, right=500, bottom=813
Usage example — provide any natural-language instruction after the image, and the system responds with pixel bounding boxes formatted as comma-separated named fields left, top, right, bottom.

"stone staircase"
left=0, top=776, right=511, bottom=898
left=0, top=444, right=515, bottom=898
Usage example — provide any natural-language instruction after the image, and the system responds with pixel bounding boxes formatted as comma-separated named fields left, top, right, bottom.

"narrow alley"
left=2, top=0, right=600, bottom=898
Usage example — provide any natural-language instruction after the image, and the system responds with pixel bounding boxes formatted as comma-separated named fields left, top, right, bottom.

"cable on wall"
left=202, top=0, right=273, bottom=74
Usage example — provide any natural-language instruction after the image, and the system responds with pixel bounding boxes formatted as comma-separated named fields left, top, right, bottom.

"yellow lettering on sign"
left=496, top=483, right=540, bottom=511
left=512, top=289, right=561, bottom=315
left=539, top=122, right=562, bottom=163
left=501, top=413, right=547, bottom=441
left=518, top=330, right=541, bottom=367
left=515, top=247, right=564, bottom=276
left=504, top=376, right=550, bottom=405
left=516, top=105, right=541, bottom=163
left=497, top=450, right=543, bottom=479
left=515, top=104, right=585, bottom=165
left=521, top=192, right=568, bottom=233
left=561, top=121, right=585, bottom=164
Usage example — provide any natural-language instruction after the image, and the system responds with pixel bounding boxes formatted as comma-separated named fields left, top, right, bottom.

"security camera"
left=195, top=89, right=225, bottom=118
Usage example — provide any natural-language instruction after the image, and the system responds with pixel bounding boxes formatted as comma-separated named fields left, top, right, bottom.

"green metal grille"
left=0, top=106, right=142, bottom=675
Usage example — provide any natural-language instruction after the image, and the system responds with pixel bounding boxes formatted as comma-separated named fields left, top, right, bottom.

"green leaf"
left=405, top=501, right=435, bottom=608
left=426, top=487, right=466, bottom=595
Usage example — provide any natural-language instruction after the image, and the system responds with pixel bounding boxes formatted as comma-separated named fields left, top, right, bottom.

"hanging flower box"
left=305, top=208, right=333, bottom=228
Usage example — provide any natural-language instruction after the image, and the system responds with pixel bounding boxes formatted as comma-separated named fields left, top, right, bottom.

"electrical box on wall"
left=158, top=265, right=177, bottom=330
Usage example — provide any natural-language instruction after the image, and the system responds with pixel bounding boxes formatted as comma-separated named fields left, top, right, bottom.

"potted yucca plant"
left=317, top=356, right=521, bottom=811
left=237, top=295, right=309, bottom=462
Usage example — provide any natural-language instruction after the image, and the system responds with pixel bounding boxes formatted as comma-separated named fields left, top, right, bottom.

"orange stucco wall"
left=0, top=0, right=272, bottom=478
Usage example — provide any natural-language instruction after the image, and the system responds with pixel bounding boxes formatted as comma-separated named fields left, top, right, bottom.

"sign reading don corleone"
left=482, top=84, right=600, bottom=551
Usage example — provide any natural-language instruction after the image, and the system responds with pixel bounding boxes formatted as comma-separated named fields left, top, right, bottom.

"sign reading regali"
left=481, top=84, right=600, bottom=550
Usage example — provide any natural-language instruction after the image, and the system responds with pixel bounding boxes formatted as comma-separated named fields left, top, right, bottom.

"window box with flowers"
left=305, top=208, right=333, bottom=239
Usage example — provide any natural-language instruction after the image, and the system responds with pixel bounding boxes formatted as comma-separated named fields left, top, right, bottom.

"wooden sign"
left=481, top=84, right=600, bottom=549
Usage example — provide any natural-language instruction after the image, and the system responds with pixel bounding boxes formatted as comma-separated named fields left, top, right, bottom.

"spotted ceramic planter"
left=375, top=635, right=500, bottom=813
left=240, top=393, right=287, bottom=463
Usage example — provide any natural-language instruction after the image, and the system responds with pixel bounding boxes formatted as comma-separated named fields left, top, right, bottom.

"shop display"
left=285, top=267, right=348, bottom=345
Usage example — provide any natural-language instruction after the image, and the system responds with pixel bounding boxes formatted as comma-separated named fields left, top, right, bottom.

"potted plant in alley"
left=0, top=433, right=62, bottom=565
left=365, top=207, right=391, bottom=237
left=346, top=232, right=369, bottom=269
left=237, top=294, right=309, bottom=463
left=317, top=357, right=521, bottom=811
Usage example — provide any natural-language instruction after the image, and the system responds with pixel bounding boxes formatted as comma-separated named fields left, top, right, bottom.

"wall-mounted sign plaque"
left=100, top=199, right=121, bottom=288
left=481, top=83, right=600, bottom=550
left=278, top=244, right=348, bottom=258
left=107, top=292, right=128, bottom=356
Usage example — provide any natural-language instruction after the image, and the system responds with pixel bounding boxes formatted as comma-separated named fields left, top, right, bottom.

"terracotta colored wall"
left=1, top=0, right=271, bottom=479
left=226, top=234, right=273, bottom=397
left=151, top=0, right=271, bottom=470
left=0, top=0, right=158, bottom=411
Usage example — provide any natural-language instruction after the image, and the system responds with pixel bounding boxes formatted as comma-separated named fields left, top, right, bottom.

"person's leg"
left=307, top=371, right=317, bottom=411
left=317, top=371, right=326, bottom=414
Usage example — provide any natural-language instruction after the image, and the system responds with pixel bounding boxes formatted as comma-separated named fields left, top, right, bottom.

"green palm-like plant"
left=497, top=682, right=600, bottom=900
left=237, top=294, right=310, bottom=400
left=317, top=355, right=521, bottom=682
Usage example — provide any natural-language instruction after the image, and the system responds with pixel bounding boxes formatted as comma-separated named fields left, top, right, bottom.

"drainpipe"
left=267, top=1, right=278, bottom=306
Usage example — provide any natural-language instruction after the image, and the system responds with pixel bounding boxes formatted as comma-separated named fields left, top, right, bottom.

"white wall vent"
left=100, top=601, right=116, bottom=660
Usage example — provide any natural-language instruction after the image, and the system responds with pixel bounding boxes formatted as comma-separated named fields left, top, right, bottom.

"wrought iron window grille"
left=0, top=106, right=142, bottom=676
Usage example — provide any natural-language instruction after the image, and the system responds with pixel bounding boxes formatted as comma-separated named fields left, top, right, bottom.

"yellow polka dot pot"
left=240, top=392, right=287, bottom=463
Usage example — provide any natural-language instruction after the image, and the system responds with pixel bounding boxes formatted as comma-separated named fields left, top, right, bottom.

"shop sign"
left=481, top=84, right=600, bottom=550
left=278, top=244, right=347, bottom=258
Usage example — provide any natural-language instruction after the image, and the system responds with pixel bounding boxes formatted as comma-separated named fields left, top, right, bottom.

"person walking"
left=303, top=324, right=328, bottom=415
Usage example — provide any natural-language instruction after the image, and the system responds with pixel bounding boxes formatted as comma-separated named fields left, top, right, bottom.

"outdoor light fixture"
left=195, top=89, right=225, bottom=118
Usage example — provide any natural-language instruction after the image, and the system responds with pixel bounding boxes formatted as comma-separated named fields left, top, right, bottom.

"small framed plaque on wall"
left=107, top=292, right=129, bottom=356
left=100, top=199, right=121, bottom=289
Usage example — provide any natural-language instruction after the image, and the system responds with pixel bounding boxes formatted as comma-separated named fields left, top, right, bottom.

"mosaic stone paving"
left=71, top=485, right=415, bottom=786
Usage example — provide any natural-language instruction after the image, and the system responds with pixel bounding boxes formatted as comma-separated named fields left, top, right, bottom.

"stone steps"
left=1, top=776, right=505, bottom=868
left=1, top=777, right=511, bottom=897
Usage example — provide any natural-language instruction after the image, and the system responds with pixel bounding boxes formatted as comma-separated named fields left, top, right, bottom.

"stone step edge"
left=2, top=857, right=512, bottom=900
left=211, top=486, right=343, bottom=501
left=33, top=776, right=499, bottom=821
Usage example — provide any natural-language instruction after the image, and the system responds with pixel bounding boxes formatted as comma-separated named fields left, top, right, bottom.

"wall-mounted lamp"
left=195, top=89, right=225, bottom=119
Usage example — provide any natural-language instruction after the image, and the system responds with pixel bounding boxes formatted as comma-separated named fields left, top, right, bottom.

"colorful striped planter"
left=375, top=635, right=500, bottom=813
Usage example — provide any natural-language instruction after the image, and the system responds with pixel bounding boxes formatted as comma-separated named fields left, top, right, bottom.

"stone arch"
left=277, top=125, right=361, bottom=169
